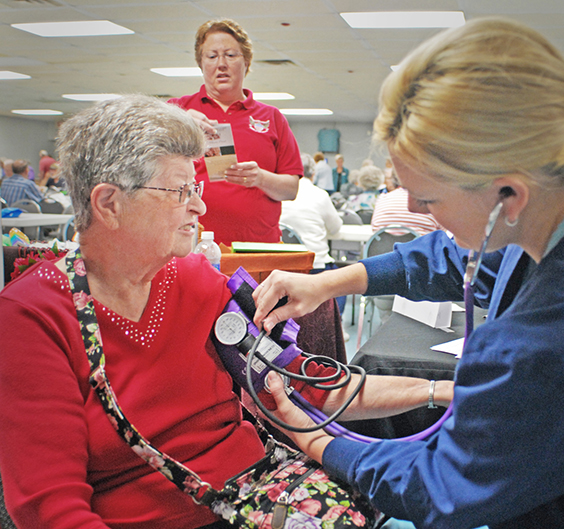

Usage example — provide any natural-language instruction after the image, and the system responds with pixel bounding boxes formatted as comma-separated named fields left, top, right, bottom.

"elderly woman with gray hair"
left=347, top=164, right=386, bottom=211
left=0, top=95, right=268, bottom=529
left=0, top=94, right=257, bottom=529
left=0, top=95, right=452, bottom=528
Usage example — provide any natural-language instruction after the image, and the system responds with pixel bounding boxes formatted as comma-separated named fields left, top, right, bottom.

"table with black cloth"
left=339, top=304, right=487, bottom=440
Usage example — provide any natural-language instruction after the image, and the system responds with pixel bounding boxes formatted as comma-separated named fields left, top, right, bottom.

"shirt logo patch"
left=249, top=116, right=270, bottom=133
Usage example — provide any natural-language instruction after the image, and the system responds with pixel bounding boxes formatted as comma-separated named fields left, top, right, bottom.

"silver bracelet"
left=428, top=380, right=438, bottom=409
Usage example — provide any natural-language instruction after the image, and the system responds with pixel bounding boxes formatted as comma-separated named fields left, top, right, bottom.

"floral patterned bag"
left=65, top=251, right=382, bottom=529
left=212, top=440, right=380, bottom=529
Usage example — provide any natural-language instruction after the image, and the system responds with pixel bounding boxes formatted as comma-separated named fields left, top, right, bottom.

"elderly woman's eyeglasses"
left=203, top=51, right=243, bottom=63
left=137, top=181, right=204, bottom=204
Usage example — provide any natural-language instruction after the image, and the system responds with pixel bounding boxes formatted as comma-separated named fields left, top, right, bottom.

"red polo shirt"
left=169, top=86, right=303, bottom=246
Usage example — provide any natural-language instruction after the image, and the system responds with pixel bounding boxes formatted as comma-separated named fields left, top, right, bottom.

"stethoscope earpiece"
left=499, top=186, right=515, bottom=198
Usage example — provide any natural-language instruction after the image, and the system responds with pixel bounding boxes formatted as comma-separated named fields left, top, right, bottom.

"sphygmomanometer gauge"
left=214, top=312, right=249, bottom=345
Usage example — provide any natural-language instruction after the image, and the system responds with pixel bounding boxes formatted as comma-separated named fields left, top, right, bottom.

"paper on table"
left=431, top=337, right=465, bottom=358
left=204, top=123, right=238, bottom=181
left=392, top=296, right=453, bottom=329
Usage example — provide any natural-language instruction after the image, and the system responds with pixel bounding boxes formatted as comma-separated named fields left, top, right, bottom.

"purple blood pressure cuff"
left=212, top=267, right=303, bottom=394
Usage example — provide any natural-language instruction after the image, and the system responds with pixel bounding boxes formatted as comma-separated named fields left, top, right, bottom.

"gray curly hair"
left=300, top=153, right=317, bottom=180
left=358, top=165, right=385, bottom=191
left=57, top=94, right=204, bottom=232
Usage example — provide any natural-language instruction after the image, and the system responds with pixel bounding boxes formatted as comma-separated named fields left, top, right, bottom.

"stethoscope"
left=227, top=199, right=505, bottom=442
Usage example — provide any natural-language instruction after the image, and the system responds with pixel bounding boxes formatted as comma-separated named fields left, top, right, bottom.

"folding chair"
left=10, top=198, right=40, bottom=213
left=38, top=198, right=64, bottom=239
left=62, top=216, right=76, bottom=242
left=356, top=208, right=374, bottom=225
left=279, top=222, right=305, bottom=245
left=10, top=199, right=41, bottom=240
left=330, top=209, right=363, bottom=266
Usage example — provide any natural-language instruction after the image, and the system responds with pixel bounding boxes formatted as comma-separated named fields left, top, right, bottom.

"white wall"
left=0, top=115, right=58, bottom=173
left=287, top=120, right=390, bottom=172
left=0, top=114, right=390, bottom=177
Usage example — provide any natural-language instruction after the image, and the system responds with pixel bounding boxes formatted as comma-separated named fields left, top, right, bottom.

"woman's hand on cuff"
left=267, top=372, right=334, bottom=463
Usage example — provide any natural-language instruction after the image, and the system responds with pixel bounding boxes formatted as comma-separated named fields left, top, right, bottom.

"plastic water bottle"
left=194, top=231, right=221, bottom=271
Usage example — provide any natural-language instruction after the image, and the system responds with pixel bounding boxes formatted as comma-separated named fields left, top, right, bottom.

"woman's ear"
left=493, top=176, right=529, bottom=225
left=89, top=183, right=123, bottom=230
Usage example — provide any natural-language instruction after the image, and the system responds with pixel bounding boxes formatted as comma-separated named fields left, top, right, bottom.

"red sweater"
left=0, top=255, right=328, bottom=528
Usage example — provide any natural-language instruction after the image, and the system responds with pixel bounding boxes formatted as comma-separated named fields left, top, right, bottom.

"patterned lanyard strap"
left=65, top=250, right=221, bottom=506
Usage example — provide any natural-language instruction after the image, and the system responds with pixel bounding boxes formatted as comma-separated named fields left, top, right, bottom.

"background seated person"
left=0, top=94, right=452, bottom=529
left=38, top=162, right=65, bottom=190
left=3, top=159, right=13, bottom=179
left=347, top=164, right=386, bottom=211
left=0, top=159, right=43, bottom=206
left=339, top=168, right=363, bottom=199
left=371, top=170, right=443, bottom=236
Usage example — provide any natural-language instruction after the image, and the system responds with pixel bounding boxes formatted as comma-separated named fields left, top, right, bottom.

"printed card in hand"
left=204, top=123, right=238, bottom=181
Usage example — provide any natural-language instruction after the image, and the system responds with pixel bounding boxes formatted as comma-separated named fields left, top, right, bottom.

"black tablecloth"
left=339, top=304, right=487, bottom=439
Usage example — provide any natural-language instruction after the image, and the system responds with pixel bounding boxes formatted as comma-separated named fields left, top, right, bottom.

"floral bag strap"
left=64, top=250, right=222, bottom=507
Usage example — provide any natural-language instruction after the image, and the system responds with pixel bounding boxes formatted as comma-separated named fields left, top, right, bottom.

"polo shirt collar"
left=199, top=84, right=254, bottom=111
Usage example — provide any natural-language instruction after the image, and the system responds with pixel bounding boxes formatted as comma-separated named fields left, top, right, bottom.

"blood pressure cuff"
left=212, top=267, right=303, bottom=394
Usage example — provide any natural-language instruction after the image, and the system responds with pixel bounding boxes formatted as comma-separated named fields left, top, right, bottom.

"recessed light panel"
left=254, top=93, right=295, bottom=100
left=280, top=109, right=333, bottom=116
left=12, top=109, right=63, bottom=116
left=11, top=21, right=134, bottom=37
left=0, top=71, right=31, bottom=80
left=341, top=11, right=465, bottom=29
left=150, top=67, right=202, bottom=77
left=62, top=94, right=122, bottom=101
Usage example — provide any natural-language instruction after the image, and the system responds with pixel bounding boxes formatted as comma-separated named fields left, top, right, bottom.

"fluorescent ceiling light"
left=280, top=109, right=333, bottom=116
left=63, top=93, right=122, bottom=101
left=341, top=11, right=465, bottom=29
left=0, top=70, right=31, bottom=80
left=151, top=67, right=202, bottom=77
left=12, top=109, right=63, bottom=116
left=11, top=20, right=134, bottom=37
left=254, top=92, right=295, bottom=101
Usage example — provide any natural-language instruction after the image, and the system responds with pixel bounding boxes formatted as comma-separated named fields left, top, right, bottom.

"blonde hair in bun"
left=374, top=17, right=564, bottom=190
